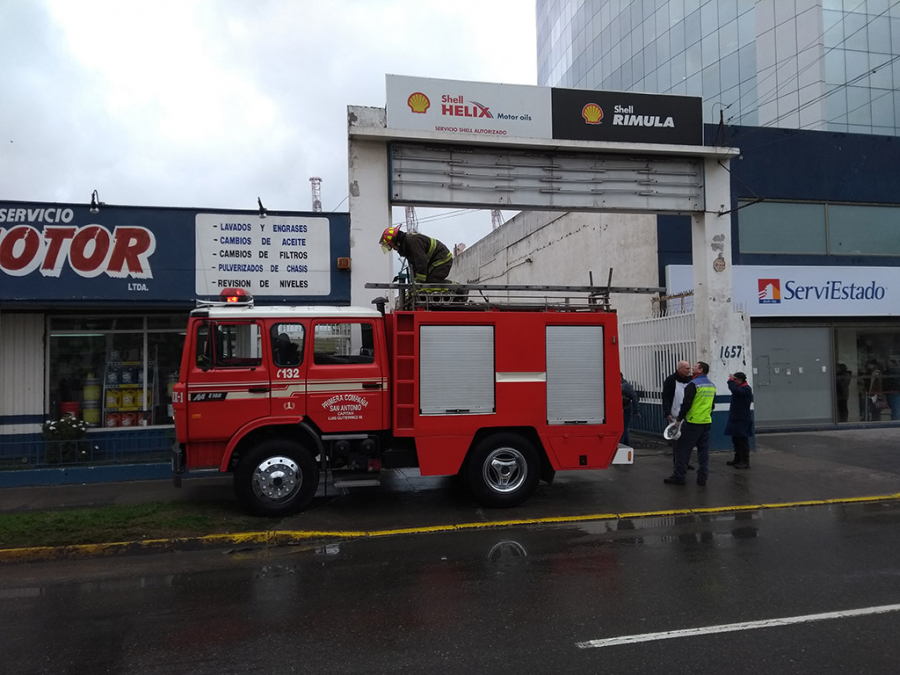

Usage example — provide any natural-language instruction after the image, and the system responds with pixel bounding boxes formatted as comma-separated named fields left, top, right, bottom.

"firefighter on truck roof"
left=379, top=226, right=453, bottom=284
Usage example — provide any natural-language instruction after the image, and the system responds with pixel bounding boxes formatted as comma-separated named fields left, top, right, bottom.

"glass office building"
left=537, top=0, right=900, bottom=136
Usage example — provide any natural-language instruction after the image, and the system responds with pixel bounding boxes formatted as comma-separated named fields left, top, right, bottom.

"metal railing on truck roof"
left=365, top=282, right=663, bottom=312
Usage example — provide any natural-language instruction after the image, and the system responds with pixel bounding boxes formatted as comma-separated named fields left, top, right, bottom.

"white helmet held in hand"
left=663, top=422, right=681, bottom=441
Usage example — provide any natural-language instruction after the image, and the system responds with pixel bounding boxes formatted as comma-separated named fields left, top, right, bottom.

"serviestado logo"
left=758, top=278, right=781, bottom=304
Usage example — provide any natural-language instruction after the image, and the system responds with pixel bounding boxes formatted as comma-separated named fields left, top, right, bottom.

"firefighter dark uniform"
left=380, top=227, right=453, bottom=284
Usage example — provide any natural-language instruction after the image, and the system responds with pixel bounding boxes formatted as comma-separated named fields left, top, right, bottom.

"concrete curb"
left=3, top=492, right=898, bottom=564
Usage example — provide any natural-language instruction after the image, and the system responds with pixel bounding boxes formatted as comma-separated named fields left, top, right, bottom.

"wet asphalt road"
left=2, top=498, right=900, bottom=674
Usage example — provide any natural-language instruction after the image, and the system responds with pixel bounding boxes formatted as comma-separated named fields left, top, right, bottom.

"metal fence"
left=0, top=429, right=174, bottom=471
left=619, top=307, right=696, bottom=436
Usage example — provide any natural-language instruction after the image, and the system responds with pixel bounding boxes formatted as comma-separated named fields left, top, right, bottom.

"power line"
left=390, top=208, right=481, bottom=228
left=718, top=78, right=899, bottom=156
left=738, top=0, right=872, bottom=122
left=808, top=86, right=897, bottom=132
left=757, top=53, right=900, bottom=131
left=732, top=0, right=899, bottom=127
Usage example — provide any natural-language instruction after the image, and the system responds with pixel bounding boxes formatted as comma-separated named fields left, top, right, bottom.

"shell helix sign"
left=407, top=92, right=431, bottom=114
left=386, top=74, right=702, bottom=146
left=388, top=75, right=553, bottom=138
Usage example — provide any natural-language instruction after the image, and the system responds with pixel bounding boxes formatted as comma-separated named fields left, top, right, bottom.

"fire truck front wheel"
left=467, top=433, right=540, bottom=508
left=235, top=440, right=319, bottom=517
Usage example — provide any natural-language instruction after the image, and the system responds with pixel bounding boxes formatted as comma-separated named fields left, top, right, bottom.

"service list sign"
left=195, top=214, right=331, bottom=296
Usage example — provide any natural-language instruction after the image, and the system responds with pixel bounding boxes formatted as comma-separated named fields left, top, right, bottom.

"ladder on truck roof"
left=365, top=282, right=664, bottom=312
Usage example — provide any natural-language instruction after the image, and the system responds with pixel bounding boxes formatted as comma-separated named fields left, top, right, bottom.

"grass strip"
left=0, top=501, right=263, bottom=549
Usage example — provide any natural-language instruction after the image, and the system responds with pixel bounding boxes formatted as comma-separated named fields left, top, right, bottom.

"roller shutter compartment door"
left=420, top=325, right=495, bottom=415
left=546, top=325, right=605, bottom=425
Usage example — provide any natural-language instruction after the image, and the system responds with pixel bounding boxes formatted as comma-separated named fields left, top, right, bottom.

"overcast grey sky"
left=1, top=0, right=537, bottom=248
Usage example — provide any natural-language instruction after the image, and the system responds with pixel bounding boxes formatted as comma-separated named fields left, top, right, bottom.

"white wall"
left=0, top=312, right=45, bottom=435
left=347, top=105, right=393, bottom=308
left=451, top=210, right=659, bottom=319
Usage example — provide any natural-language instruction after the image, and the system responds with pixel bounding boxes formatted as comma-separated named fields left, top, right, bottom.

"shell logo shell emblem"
left=582, top=103, right=604, bottom=124
left=407, top=92, right=431, bottom=114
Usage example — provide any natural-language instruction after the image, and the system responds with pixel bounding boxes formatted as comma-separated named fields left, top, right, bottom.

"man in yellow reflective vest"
left=665, top=361, right=716, bottom=487
left=379, top=226, right=453, bottom=284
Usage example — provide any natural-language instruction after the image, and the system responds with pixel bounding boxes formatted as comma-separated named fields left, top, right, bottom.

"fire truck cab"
left=172, top=286, right=631, bottom=516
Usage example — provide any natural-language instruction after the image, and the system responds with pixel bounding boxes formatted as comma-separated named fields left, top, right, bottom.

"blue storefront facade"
left=0, top=201, right=350, bottom=484
left=657, top=125, right=900, bottom=430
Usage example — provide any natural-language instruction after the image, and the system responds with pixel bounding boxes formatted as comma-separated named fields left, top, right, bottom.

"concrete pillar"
left=347, top=106, right=393, bottom=308
left=692, top=157, right=753, bottom=449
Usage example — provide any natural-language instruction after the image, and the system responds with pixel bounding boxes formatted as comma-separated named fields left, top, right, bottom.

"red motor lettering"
left=1, top=224, right=157, bottom=279
left=69, top=225, right=111, bottom=277
left=107, top=227, right=155, bottom=278
left=0, top=226, right=42, bottom=276
left=41, top=227, right=77, bottom=275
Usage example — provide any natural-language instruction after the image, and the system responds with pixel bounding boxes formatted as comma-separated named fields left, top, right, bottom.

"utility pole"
left=491, top=210, right=504, bottom=230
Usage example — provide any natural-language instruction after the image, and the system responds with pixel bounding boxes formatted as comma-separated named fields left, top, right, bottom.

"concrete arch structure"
left=346, top=78, right=750, bottom=400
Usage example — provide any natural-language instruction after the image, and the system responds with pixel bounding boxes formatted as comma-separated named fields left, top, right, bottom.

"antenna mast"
left=309, top=177, right=322, bottom=212
left=405, top=206, right=419, bottom=233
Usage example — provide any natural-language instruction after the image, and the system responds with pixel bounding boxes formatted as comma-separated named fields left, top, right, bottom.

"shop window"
left=271, top=323, right=305, bottom=368
left=827, top=204, right=900, bottom=256
left=835, top=326, right=900, bottom=423
left=50, top=316, right=144, bottom=331
left=738, top=201, right=827, bottom=254
left=48, top=314, right=187, bottom=429
left=313, top=322, right=375, bottom=365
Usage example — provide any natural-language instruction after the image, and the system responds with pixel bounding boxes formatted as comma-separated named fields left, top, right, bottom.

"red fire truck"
left=172, top=284, right=631, bottom=516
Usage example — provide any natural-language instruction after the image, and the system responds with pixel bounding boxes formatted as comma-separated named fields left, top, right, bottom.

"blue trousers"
left=888, top=392, right=900, bottom=421
left=674, top=422, right=710, bottom=481
left=620, top=406, right=633, bottom=446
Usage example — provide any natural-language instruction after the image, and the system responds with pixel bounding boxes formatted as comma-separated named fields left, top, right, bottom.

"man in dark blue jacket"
left=725, top=372, right=754, bottom=469
left=620, top=373, right=639, bottom=447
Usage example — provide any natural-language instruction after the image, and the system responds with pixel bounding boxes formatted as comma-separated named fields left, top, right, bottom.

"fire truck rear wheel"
left=467, top=433, right=539, bottom=508
left=235, top=440, right=319, bottom=517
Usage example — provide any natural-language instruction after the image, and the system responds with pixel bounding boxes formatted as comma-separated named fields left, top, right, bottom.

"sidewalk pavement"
left=0, top=429, right=900, bottom=561
left=1, top=428, right=898, bottom=540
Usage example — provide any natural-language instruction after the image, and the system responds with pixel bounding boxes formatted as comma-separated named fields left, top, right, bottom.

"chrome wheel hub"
left=253, top=455, right=301, bottom=503
left=482, top=447, right=527, bottom=494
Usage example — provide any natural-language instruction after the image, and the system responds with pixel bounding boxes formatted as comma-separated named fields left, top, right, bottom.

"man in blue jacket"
left=665, top=361, right=716, bottom=487
left=725, top=372, right=754, bottom=469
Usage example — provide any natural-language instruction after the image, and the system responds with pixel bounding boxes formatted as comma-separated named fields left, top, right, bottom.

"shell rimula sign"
left=582, top=103, right=603, bottom=125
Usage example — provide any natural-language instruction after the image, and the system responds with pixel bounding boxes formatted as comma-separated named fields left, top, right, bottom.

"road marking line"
left=576, top=603, right=900, bottom=649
